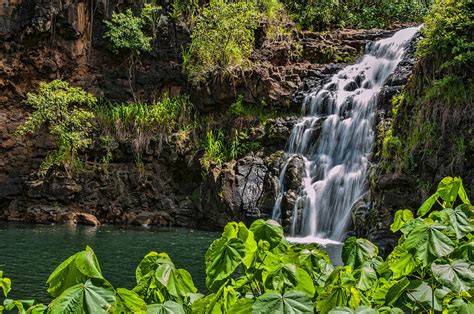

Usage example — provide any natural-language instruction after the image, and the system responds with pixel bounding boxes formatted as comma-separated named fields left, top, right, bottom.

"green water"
left=0, top=222, right=217, bottom=303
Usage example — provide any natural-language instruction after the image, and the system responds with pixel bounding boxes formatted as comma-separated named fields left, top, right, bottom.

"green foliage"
left=200, top=128, right=261, bottom=172
left=183, top=0, right=260, bottom=83
left=379, top=0, right=472, bottom=177
left=2, top=177, right=472, bottom=313
left=282, top=0, right=430, bottom=30
left=417, top=0, right=473, bottom=74
left=15, top=80, right=96, bottom=177
left=95, top=95, right=195, bottom=158
left=104, top=9, right=152, bottom=56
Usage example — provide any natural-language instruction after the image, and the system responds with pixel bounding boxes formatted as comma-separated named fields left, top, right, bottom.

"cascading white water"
left=273, top=27, right=420, bottom=243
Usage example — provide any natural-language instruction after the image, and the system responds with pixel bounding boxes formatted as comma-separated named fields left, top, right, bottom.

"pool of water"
left=0, top=222, right=343, bottom=304
left=0, top=222, right=218, bottom=303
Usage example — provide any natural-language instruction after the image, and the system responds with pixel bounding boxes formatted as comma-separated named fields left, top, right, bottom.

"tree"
left=104, top=9, right=153, bottom=100
left=16, top=80, right=97, bottom=177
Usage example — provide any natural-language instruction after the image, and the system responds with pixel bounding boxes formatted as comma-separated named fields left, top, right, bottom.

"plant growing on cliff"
left=15, top=80, right=97, bottom=177
left=183, top=0, right=260, bottom=84
left=104, top=9, right=153, bottom=100
left=94, top=95, right=195, bottom=161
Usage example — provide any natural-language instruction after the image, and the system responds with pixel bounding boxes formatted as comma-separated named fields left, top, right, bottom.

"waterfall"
left=273, top=27, right=420, bottom=243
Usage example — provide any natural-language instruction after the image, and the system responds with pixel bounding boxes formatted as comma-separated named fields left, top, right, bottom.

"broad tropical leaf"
left=391, top=209, right=414, bottom=232
left=253, top=290, right=314, bottom=313
left=342, top=237, right=378, bottom=269
left=49, top=279, right=116, bottom=314
left=249, top=219, right=284, bottom=249
left=386, top=246, right=417, bottom=279
left=444, top=206, right=473, bottom=239
left=47, top=246, right=104, bottom=297
left=113, top=288, right=147, bottom=313
left=147, top=301, right=185, bottom=314
left=402, top=222, right=455, bottom=266
left=205, top=237, right=245, bottom=291
left=354, top=263, right=378, bottom=291
left=431, top=259, right=474, bottom=292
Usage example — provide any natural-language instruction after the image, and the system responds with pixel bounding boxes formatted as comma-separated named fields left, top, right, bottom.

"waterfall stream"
left=273, top=27, right=420, bottom=244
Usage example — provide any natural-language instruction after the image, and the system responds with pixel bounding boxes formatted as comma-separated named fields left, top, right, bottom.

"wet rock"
left=284, top=155, right=305, bottom=191
left=263, top=117, right=298, bottom=149
left=343, top=80, right=358, bottom=91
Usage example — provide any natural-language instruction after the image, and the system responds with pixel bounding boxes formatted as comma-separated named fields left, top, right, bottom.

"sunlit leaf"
left=49, top=279, right=115, bottom=314
left=47, top=246, right=104, bottom=298
left=249, top=219, right=284, bottom=250
left=342, top=237, right=378, bottom=269
left=391, top=209, right=414, bottom=232
left=253, top=290, right=314, bottom=313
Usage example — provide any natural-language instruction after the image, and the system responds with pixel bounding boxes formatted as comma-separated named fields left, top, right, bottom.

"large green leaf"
left=444, top=206, right=473, bottom=239
left=147, top=301, right=185, bottom=314
left=113, top=288, right=147, bottom=314
left=431, top=259, right=474, bottom=292
left=328, top=306, right=378, bottom=314
left=402, top=222, right=455, bottom=266
left=417, top=193, right=439, bottom=217
left=386, top=246, right=418, bottom=279
left=253, top=290, right=314, bottom=313
left=285, top=244, right=334, bottom=286
left=49, top=279, right=116, bottom=314
left=228, top=298, right=254, bottom=313
left=205, top=237, right=245, bottom=291
left=155, top=260, right=197, bottom=298
left=342, top=237, right=378, bottom=269
left=354, top=262, right=378, bottom=291
left=249, top=219, right=284, bottom=250
left=0, top=271, right=11, bottom=297
left=437, top=176, right=462, bottom=207
left=390, top=209, right=414, bottom=232
left=134, top=252, right=196, bottom=303
left=47, top=246, right=104, bottom=297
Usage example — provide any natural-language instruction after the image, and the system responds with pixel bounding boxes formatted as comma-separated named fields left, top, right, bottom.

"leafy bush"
left=183, top=0, right=260, bottom=84
left=200, top=129, right=261, bottom=171
left=15, top=80, right=96, bottom=176
left=104, top=8, right=154, bottom=99
left=0, top=177, right=474, bottom=313
left=378, top=0, right=473, bottom=180
left=104, top=9, right=152, bottom=56
left=282, top=0, right=430, bottom=30
left=95, top=95, right=194, bottom=158
left=1, top=176, right=472, bottom=313
left=416, top=0, right=473, bottom=74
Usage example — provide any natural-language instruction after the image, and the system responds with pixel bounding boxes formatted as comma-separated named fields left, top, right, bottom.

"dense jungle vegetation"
left=1, top=177, right=472, bottom=313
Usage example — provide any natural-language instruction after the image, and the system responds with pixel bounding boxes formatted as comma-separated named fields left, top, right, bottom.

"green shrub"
left=104, top=9, right=152, bottom=56
left=95, top=95, right=194, bottom=157
left=201, top=129, right=226, bottom=172
left=2, top=177, right=472, bottom=313
left=104, top=8, right=154, bottom=99
left=282, top=0, right=430, bottom=30
left=417, top=0, right=473, bottom=74
left=16, top=80, right=96, bottom=177
left=183, top=0, right=260, bottom=84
